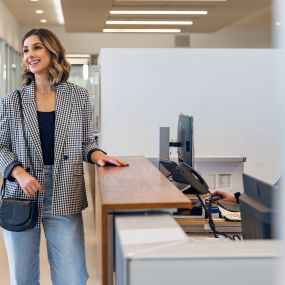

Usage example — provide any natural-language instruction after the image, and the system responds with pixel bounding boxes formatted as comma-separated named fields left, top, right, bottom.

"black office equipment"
left=159, top=114, right=194, bottom=168
left=217, top=200, right=240, bottom=213
left=160, top=159, right=242, bottom=240
left=240, top=174, right=278, bottom=239
left=159, top=160, right=209, bottom=194
left=176, top=114, right=194, bottom=168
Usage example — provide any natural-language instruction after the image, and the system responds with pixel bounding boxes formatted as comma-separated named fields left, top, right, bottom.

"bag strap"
left=1, top=91, right=38, bottom=201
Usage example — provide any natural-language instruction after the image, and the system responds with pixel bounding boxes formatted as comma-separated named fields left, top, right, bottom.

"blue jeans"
left=1, top=165, right=89, bottom=285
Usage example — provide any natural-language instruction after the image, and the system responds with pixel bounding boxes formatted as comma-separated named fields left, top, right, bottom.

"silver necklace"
left=38, top=88, right=50, bottom=95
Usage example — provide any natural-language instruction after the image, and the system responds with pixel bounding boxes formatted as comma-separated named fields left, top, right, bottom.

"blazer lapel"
left=54, top=82, right=72, bottom=167
left=21, top=83, right=44, bottom=164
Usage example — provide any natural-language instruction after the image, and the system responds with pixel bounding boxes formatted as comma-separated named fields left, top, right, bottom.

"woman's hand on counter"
left=91, top=151, right=129, bottom=167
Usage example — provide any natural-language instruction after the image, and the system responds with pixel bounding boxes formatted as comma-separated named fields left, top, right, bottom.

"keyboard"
left=217, top=200, right=240, bottom=212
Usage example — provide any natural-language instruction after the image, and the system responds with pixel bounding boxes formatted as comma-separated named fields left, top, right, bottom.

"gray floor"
left=0, top=169, right=98, bottom=285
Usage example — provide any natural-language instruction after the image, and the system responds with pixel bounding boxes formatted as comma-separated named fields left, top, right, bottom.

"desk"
left=175, top=217, right=242, bottom=234
left=94, top=156, right=191, bottom=285
left=114, top=214, right=279, bottom=285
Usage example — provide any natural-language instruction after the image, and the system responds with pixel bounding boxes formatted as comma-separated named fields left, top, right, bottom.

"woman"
left=0, top=28, right=128, bottom=285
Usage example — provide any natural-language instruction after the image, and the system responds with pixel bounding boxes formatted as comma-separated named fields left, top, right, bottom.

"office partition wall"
left=98, top=48, right=281, bottom=183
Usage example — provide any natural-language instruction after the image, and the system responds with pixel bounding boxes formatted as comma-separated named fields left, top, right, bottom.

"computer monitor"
left=177, top=114, right=194, bottom=167
left=240, top=174, right=278, bottom=239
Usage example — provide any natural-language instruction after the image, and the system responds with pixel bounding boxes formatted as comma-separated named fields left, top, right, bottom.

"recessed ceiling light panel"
left=110, top=10, right=207, bottom=15
left=53, top=0, right=65, bottom=24
left=106, top=20, right=193, bottom=25
left=115, top=0, right=226, bottom=1
left=103, top=29, right=181, bottom=33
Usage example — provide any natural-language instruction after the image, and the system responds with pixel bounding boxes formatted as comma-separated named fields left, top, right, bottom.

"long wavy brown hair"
left=22, top=28, right=71, bottom=86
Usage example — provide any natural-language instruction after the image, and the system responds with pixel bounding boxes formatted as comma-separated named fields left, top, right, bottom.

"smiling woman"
left=0, top=28, right=128, bottom=285
left=23, top=37, right=53, bottom=82
left=22, top=29, right=70, bottom=86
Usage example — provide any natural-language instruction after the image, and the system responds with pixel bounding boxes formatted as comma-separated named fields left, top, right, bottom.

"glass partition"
left=0, top=39, right=21, bottom=97
left=67, top=55, right=101, bottom=144
left=67, top=55, right=100, bottom=133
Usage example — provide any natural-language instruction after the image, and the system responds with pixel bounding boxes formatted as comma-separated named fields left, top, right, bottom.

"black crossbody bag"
left=0, top=90, right=38, bottom=232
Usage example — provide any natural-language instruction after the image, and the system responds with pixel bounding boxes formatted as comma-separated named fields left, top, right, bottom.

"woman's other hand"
left=11, top=166, right=43, bottom=197
left=91, top=151, right=129, bottom=167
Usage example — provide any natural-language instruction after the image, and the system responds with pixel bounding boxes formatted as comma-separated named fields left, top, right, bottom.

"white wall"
left=273, top=1, right=285, bottom=284
left=0, top=0, right=19, bottom=50
left=191, top=26, right=271, bottom=48
left=99, top=48, right=281, bottom=184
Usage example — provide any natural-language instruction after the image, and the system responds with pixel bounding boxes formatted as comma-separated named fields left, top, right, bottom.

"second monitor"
left=159, top=113, right=194, bottom=167
left=177, top=114, right=194, bottom=167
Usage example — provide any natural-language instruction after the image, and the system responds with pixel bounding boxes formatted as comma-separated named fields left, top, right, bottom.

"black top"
left=6, top=110, right=105, bottom=180
left=37, top=111, right=55, bottom=165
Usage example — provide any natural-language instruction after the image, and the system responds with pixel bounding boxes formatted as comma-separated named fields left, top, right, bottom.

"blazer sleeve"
left=81, top=91, right=104, bottom=163
left=0, top=96, right=22, bottom=181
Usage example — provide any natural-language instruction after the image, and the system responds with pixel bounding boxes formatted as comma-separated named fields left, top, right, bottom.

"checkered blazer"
left=0, top=81, right=98, bottom=225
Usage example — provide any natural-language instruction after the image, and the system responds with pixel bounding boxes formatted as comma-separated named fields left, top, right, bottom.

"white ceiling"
left=3, top=0, right=272, bottom=33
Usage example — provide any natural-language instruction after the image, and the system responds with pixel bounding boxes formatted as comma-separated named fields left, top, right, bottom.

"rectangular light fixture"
left=66, top=54, right=91, bottom=58
left=110, top=10, right=207, bottom=15
left=66, top=54, right=91, bottom=65
left=103, top=29, right=181, bottom=33
left=53, top=0, right=65, bottom=24
left=115, top=0, right=225, bottom=1
left=106, top=20, right=193, bottom=25
left=36, top=10, right=44, bottom=14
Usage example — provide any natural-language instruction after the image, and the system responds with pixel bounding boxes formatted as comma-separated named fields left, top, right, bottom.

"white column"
left=273, top=1, right=285, bottom=285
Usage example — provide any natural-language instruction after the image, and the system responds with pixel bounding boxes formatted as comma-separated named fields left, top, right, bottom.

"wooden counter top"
left=96, top=156, right=192, bottom=210
left=95, top=156, right=191, bottom=285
